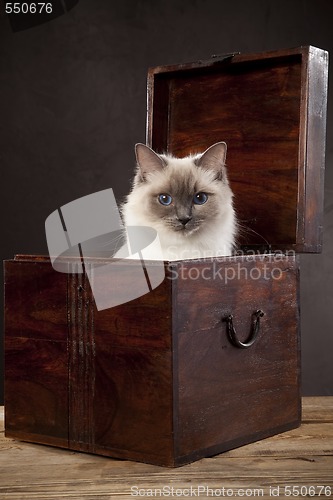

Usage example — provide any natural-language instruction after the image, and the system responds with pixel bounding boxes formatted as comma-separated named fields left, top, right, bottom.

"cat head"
left=127, top=142, right=234, bottom=241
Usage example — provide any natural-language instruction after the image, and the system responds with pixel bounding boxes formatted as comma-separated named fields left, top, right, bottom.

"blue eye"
left=158, top=194, right=172, bottom=206
left=193, top=192, right=208, bottom=205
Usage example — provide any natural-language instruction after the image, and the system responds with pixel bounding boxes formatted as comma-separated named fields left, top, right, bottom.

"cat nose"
left=178, top=216, right=192, bottom=226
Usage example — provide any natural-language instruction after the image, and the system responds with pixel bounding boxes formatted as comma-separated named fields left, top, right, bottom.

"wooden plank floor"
left=0, top=397, right=332, bottom=499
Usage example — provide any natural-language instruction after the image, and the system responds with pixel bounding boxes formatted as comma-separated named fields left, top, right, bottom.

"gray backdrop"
left=0, top=0, right=332, bottom=404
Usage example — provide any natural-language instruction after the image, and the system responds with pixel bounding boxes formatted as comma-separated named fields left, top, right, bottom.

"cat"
left=120, top=142, right=236, bottom=261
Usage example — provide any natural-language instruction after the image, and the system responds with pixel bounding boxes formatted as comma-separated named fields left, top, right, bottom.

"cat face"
left=128, top=143, right=233, bottom=240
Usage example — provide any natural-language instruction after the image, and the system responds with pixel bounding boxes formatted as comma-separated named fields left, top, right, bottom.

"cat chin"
left=157, top=229, right=234, bottom=260
left=170, top=226, right=201, bottom=237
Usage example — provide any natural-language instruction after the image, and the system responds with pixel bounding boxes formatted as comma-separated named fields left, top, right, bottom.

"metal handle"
left=210, top=52, right=240, bottom=61
left=223, top=310, right=264, bottom=349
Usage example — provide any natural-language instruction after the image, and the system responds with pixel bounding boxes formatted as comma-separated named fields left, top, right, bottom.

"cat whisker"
left=236, top=221, right=271, bottom=248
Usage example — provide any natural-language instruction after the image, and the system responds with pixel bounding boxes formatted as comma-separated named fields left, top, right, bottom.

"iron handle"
left=223, top=310, right=264, bottom=349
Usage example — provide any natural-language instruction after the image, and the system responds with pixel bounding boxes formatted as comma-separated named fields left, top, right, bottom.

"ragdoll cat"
left=121, top=142, right=236, bottom=260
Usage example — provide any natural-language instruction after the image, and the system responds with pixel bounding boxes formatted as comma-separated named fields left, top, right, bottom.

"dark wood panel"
left=94, top=262, right=173, bottom=350
left=92, top=346, right=174, bottom=465
left=4, top=254, right=301, bottom=467
left=4, top=259, right=68, bottom=341
left=147, top=47, right=328, bottom=252
left=173, top=257, right=300, bottom=462
left=5, top=337, right=68, bottom=446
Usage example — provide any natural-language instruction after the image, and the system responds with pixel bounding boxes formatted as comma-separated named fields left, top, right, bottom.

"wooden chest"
left=4, top=46, right=328, bottom=467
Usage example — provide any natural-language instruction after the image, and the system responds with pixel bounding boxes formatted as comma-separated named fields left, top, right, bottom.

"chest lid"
left=146, top=46, right=328, bottom=253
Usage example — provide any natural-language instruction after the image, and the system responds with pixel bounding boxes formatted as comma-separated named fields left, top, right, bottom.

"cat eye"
left=193, top=192, right=208, bottom=205
left=158, top=194, right=173, bottom=206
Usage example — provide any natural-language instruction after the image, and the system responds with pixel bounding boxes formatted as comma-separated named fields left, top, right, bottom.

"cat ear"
left=135, top=143, right=166, bottom=180
left=196, top=142, right=227, bottom=180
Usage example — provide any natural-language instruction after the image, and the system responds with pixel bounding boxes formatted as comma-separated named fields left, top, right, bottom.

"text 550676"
left=5, top=3, right=53, bottom=14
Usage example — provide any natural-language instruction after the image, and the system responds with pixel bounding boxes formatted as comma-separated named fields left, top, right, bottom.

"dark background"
left=0, top=0, right=332, bottom=404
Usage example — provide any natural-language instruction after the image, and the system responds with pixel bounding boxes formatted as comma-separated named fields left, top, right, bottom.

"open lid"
left=146, top=46, right=328, bottom=253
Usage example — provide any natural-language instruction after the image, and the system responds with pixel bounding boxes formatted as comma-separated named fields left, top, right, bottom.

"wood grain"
left=172, top=256, right=301, bottom=464
left=4, top=255, right=300, bottom=467
left=147, top=46, right=328, bottom=252
left=1, top=398, right=332, bottom=499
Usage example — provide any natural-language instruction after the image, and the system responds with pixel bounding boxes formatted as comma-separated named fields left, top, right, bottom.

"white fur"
left=121, top=147, right=236, bottom=261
